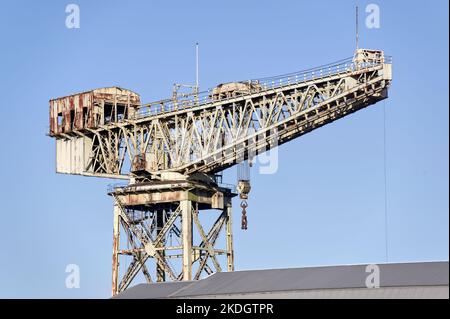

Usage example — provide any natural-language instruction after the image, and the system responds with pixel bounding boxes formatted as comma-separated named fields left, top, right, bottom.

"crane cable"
left=383, top=100, right=389, bottom=262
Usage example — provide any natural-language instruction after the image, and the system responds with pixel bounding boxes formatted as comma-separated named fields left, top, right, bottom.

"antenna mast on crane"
left=196, top=42, right=199, bottom=91
left=356, top=5, right=359, bottom=50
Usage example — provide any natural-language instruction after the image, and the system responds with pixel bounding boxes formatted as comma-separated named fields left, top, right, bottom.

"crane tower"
left=48, top=49, right=392, bottom=295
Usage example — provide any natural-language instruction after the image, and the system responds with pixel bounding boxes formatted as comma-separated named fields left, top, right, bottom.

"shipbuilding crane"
left=48, top=48, right=392, bottom=295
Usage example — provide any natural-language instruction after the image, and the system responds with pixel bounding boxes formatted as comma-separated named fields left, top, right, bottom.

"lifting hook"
left=240, top=200, right=248, bottom=230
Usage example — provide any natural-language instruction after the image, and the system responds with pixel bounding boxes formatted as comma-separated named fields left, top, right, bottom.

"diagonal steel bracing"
left=67, top=51, right=392, bottom=178
left=111, top=189, right=234, bottom=296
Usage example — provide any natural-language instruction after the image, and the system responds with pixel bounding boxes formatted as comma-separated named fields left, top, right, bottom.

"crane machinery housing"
left=48, top=48, right=392, bottom=296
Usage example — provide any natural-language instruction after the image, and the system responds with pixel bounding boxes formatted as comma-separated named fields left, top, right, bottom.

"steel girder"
left=76, top=58, right=391, bottom=178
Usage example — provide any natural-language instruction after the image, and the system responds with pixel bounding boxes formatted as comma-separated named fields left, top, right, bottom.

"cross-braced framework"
left=110, top=181, right=235, bottom=296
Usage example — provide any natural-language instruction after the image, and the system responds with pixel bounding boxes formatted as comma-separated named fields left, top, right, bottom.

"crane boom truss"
left=54, top=50, right=391, bottom=179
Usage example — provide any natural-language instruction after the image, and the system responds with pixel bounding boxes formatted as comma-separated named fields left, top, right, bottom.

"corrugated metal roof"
left=114, top=281, right=194, bottom=299
left=113, top=261, right=449, bottom=299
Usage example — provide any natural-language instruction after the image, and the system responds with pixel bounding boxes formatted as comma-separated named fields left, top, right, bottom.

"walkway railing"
left=133, top=55, right=392, bottom=119
left=108, top=182, right=236, bottom=193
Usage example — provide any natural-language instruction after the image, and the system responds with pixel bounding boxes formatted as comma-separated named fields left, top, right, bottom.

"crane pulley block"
left=237, top=180, right=251, bottom=200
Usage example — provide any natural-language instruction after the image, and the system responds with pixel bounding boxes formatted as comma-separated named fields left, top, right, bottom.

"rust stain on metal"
left=49, top=87, right=140, bottom=136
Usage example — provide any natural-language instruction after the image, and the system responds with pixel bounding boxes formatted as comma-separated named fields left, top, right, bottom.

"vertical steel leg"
left=181, top=200, right=192, bottom=281
left=226, top=204, right=234, bottom=272
left=156, top=210, right=166, bottom=282
left=111, top=203, right=120, bottom=296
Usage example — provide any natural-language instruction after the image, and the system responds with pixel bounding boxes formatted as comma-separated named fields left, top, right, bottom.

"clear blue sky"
left=0, top=0, right=448, bottom=298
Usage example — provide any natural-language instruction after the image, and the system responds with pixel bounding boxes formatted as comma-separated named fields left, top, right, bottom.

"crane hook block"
left=237, top=180, right=251, bottom=200
left=237, top=180, right=251, bottom=230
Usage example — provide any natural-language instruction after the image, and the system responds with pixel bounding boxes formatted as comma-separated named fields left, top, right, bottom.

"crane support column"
left=108, top=178, right=236, bottom=296
left=226, top=202, right=234, bottom=272
left=181, top=199, right=193, bottom=281
left=111, top=204, right=120, bottom=296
